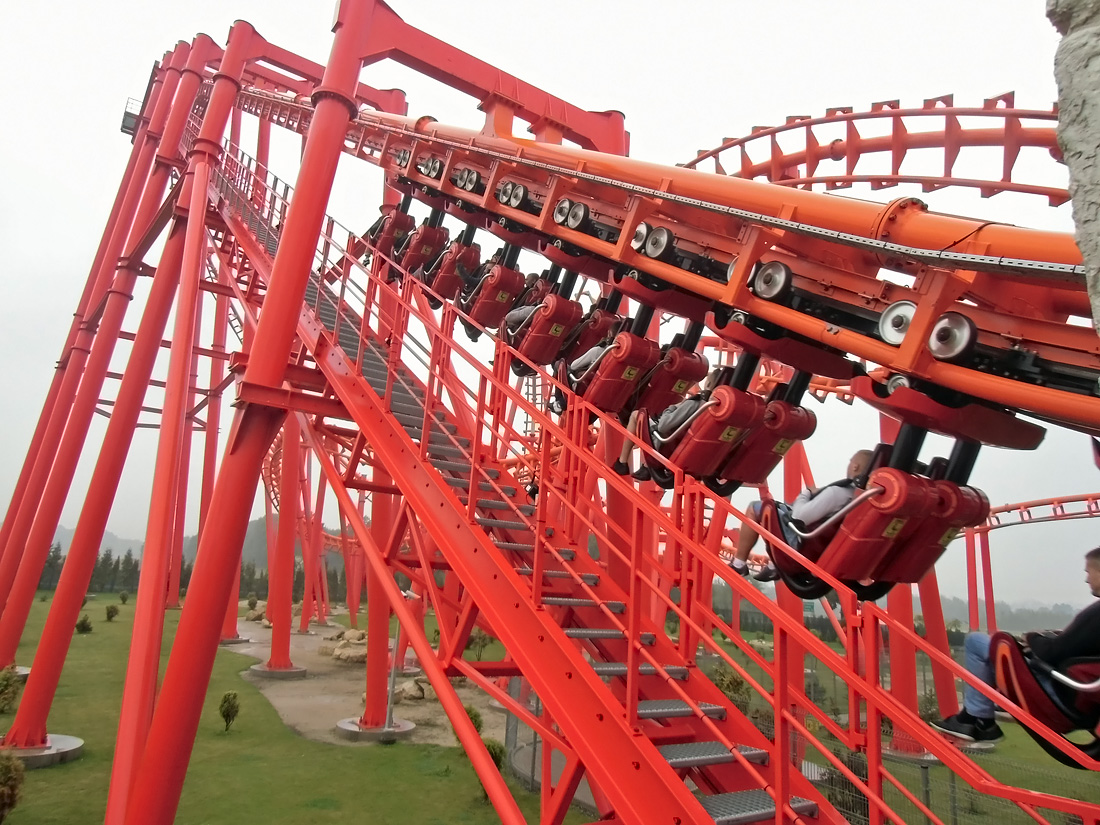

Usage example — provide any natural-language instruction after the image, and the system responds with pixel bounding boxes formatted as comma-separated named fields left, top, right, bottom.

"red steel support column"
left=361, top=472, right=393, bottom=728
left=122, top=7, right=370, bottom=820
left=299, top=471, right=327, bottom=631
left=166, top=301, right=204, bottom=609
left=106, top=29, right=249, bottom=825
left=0, top=43, right=192, bottom=610
left=1, top=225, right=189, bottom=749
left=268, top=420, right=299, bottom=668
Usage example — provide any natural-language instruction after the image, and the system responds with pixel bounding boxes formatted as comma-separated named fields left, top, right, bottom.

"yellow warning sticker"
left=394, top=230, right=406, bottom=239
left=672, top=380, right=688, bottom=394
left=939, top=528, right=960, bottom=547
left=719, top=427, right=741, bottom=442
left=496, top=290, right=510, bottom=302
left=549, top=324, right=564, bottom=337
left=882, top=518, right=907, bottom=538
left=622, top=366, right=639, bottom=380
left=772, top=438, right=794, bottom=455
left=421, top=244, right=433, bottom=254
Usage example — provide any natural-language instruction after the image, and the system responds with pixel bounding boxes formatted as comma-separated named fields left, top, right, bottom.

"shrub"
left=75, top=614, right=93, bottom=634
left=118, top=592, right=129, bottom=605
left=219, top=691, right=240, bottom=732
left=0, top=747, right=24, bottom=823
left=454, top=704, right=483, bottom=745
left=0, top=668, right=20, bottom=714
left=483, top=737, right=506, bottom=770
left=821, top=750, right=869, bottom=825
left=37, top=596, right=47, bottom=603
left=918, top=689, right=940, bottom=723
left=711, top=663, right=753, bottom=714
left=105, top=605, right=119, bottom=622
left=246, top=593, right=258, bottom=610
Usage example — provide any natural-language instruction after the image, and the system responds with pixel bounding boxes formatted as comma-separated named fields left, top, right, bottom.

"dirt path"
left=228, top=610, right=508, bottom=748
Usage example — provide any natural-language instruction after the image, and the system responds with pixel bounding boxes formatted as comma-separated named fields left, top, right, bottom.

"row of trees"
left=38, top=546, right=356, bottom=606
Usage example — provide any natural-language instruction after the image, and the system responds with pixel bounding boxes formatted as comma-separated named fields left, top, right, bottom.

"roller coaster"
left=1, top=2, right=1099, bottom=823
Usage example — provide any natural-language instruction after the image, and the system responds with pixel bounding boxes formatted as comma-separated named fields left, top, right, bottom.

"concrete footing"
left=219, top=636, right=252, bottom=647
left=335, top=717, right=415, bottom=743
left=249, top=663, right=307, bottom=680
left=12, top=734, right=84, bottom=770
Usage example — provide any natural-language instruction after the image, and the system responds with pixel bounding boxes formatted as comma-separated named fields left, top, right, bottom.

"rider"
left=728, top=449, right=873, bottom=581
left=931, top=546, right=1100, bottom=744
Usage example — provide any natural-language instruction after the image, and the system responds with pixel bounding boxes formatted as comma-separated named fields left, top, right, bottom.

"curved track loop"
left=684, top=93, right=1067, bottom=205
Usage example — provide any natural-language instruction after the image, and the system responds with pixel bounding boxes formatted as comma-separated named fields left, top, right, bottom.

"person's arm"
left=1025, top=601, right=1100, bottom=665
left=790, top=485, right=850, bottom=528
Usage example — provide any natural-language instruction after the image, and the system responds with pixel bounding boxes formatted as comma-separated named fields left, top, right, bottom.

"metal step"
left=430, top=459, right=499, bottom=478
left=516, top=567, right=598, bottom=586
left=426, top=443, right=469, bottom=459
left=478, top=499, right=536, bottom=516
left=413, top=431, right=471, bottom=448
left=696, top=789, right=816, bottom=825
left=591, top=661, right=688, bottom=679
left=563, top=627, right=654, bottom=644
left=658, top=741, right=767, bottom=769
left=475, top=516, right=531, bottom=531
left=390, top=400, right=428, bottom=417
left=637, top=700, right=726, bottom=721
left=495, top=542, right=576, bottom=561
left=394, top=414, right=456, bottom=431
left=444, top=478, right=517, bottom=496
left=542, top=597, right=624, bottom=613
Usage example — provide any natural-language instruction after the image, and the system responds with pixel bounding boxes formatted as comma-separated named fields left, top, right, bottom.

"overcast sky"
left=0, top=1, right=1095, bottom=607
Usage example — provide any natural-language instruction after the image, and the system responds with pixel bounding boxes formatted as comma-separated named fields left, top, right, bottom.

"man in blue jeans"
left=932, top=547, right=1100, bottom=743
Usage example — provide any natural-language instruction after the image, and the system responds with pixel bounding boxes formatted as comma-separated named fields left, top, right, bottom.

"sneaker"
left=974, top=719, right=1004, bottom=743
left=930, top=714, right=977, bottom=742
left=753, top=563, right=780, bottom=582
left=728, top=560, right=749, bottom=577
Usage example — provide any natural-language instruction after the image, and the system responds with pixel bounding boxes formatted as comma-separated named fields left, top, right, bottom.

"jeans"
left=963, top=632, right=996, bottom=719
left=747, top=500, right=802, bottom=550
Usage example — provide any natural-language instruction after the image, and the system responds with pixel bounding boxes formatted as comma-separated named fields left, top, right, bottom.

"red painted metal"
left=6, top=3, right=1100, bottom=825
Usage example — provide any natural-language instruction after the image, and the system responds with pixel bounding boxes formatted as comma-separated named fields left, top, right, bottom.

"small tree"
left=454, top=704, right=483, bottom=745
left=105, top=605, right=119, bottom=622
left=0, top=748, right=24, bottom=823
left=75, top=614, right=93, bottom=634
left=0, top=668, right=20, bottom=714
left=246, top=592, right=258, bottom=611
left=466, top=628, right=494, bottom=661
left=219, top=691, right=240, bottom=732
left=118, top=592, right=129, bottom=605
left=483, top=737, right=506, bottom=769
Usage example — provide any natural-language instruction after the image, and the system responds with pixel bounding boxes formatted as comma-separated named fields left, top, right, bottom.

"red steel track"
left=0, top=3, right=1097, bottom=825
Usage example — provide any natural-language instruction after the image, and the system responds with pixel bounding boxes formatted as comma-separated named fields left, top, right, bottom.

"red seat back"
left=666, top=386, right=766, bottom=478
left=430, top=242, right=481, bottom=300
left=370, top=209, right=415, bottom=280
left=559, top=309, right=620, bottom=364
left=514, top=294, right=584, bottom=366
left=465, top=265, right=526, bottom=329
left=719, top=401, right=816, bottom=485
left=635, top=349, right=710, bottom=415
left=576, top=333, right=661, bottom=413
left=992, top=632, right=1082, bottom=734
left=400, top=225, right=449, bottom=276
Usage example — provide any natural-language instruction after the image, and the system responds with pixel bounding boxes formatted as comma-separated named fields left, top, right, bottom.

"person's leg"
left=961, top=632, right=996, bottom=719
left=729, top=503, right=762, bottom=573
left=931, top=631, right=1003, bottom=742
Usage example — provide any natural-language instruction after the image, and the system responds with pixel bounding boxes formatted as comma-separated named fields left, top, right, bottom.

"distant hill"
left=53, top=525, right=143, bottom=558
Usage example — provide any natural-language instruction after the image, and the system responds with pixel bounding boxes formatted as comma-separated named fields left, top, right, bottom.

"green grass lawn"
left=9, top=594, right=566, bottom=825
